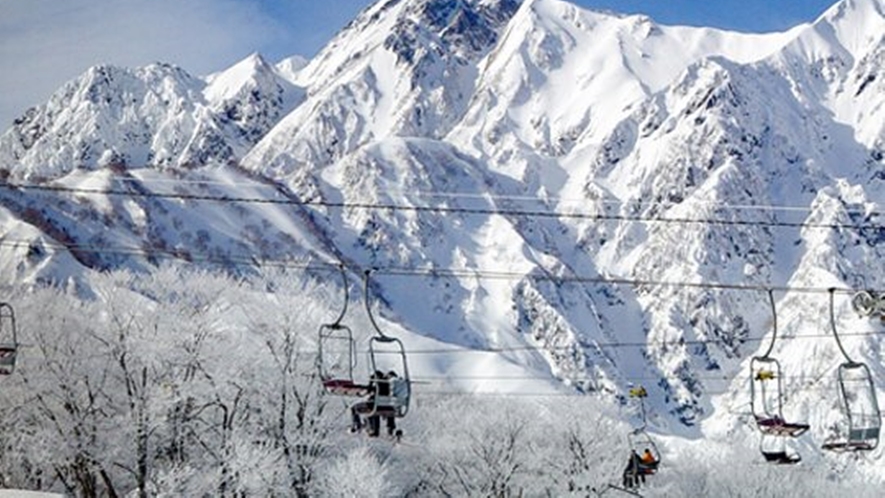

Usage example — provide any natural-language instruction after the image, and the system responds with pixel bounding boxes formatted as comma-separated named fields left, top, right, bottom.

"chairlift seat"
left=755, top=416, right=810, bottom=437
left=825, top=426, right=884, bottom=451
left=821, top=440, right=875, bottom=452
left=322, top=379, right=370, bottom=397
left=637, top=460, right=658, bottom=474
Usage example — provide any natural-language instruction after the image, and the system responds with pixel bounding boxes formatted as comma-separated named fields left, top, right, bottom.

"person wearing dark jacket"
left=622, top=450, right=643, bottom=488
left=351, top=371, right=385, bottom=434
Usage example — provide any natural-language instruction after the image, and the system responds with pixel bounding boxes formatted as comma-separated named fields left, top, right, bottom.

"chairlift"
left=627, top=429, right=660, bottom=475
left=0, top=303, right=18, bottom=375
left=821, top=288, right=881, bottom=452
left=749, top=290, right=810, bottom=442
left=362, top=270, right=411, bottom=420
left=317, top=265, right=362, bottom=396
left=625, top=386, right=660, bottom=477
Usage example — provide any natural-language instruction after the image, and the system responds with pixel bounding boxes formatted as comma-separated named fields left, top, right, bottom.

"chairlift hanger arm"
left=759, top=288, right=777, bottom=360
left=829, top=288, right=857, bottom=365
left=364, top=269, right=389, bottom=340
left=329, top=263, right=349, bottom=328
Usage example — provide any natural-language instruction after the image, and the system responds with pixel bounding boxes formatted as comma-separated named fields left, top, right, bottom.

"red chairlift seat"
left=754, top=415, right=810, bottom=437
left=322, top=378, right=371, bottom=397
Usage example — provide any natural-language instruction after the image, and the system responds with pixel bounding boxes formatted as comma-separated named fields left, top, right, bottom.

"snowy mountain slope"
left=771, top=0, right=885, bottom=150
left=0, top=55, right=302, bottom=181
left=449, top=0, right=802, bottom=166
left=204, top=53, right=305, bottom=145
left=570, top=0, right=884, bottom=427
left=241, top=0, right=520, bottom=182
left=0, top=164, right=344, bottom=289
left=1, top=0, right=885, bottom=450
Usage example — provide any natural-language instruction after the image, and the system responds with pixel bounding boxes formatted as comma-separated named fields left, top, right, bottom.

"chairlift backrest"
left=0, top=345, right=15, bottom=375
left=317, top=323, right=356, bottom=382
left=750, top=356, right=784, bottom=422
left=627, top=427, right=661, bottom=466
left=837, top=362, right=881, bottom=448
left=0, top=303, right=17, bottom=376
left=367, top=338, right=411, bottom=417
left=849, top=426, right=879, bottom=442
left=824, top=289, right=881, bottom=451
left=362, top=270, right=412, bottom=417
left=317, top=265, right=358, bottom=389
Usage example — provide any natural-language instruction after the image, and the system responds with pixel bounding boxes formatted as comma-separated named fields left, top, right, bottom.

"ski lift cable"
left=1, top=182, right=881, bottom=232
left=407, top=387, right=869, bottom=397
left=409, top=189, right=817, bottom=214
left=409, top=373, right=835, bottom=383
left=4, top=175, right=852, bottom=215
left=399, top=329, right=882, bottom=354
left=0, top=231, right=880, bottom=297
left=0, top=236, right=879, bottom=298
left=73, top=176, right=821, bottom=214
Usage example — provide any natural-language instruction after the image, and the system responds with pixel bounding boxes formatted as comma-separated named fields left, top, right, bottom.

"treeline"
left=0, top=267, right=877, bottom=496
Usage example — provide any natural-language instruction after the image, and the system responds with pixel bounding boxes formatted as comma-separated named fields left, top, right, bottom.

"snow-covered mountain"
left=1, top=0, right=885, bottom=454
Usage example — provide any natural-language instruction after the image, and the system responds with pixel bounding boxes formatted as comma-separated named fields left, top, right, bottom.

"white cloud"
left=0, top=0, right=292, bottom=126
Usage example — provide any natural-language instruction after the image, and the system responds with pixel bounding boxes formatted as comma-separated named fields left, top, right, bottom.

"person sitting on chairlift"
left=622, top=450, right=644, bottom=488
left=381, top=370, right=400, bottom=436
left=351, top=370, right=385, bottom=435
left=640, top=448, right=657, bottom=469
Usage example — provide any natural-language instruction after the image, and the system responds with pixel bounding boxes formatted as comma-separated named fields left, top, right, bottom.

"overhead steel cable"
left=80, top=176, right=828, bottom=215
left=1, top=182, right=881, bottom=231
left=0, top=237, right=876, bottom=297
left=395, top=330, right=883, bottom=355
left=18, top=174, right=854, bottom=216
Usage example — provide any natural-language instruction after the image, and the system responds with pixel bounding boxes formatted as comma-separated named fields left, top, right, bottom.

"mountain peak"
left=806, top=0, right=885, bottom=56
left=204, top=52, right=275, bottom=104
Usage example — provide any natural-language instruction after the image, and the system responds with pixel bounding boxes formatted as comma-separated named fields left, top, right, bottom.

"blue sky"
left=0, top=0, right=839, bottom=127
